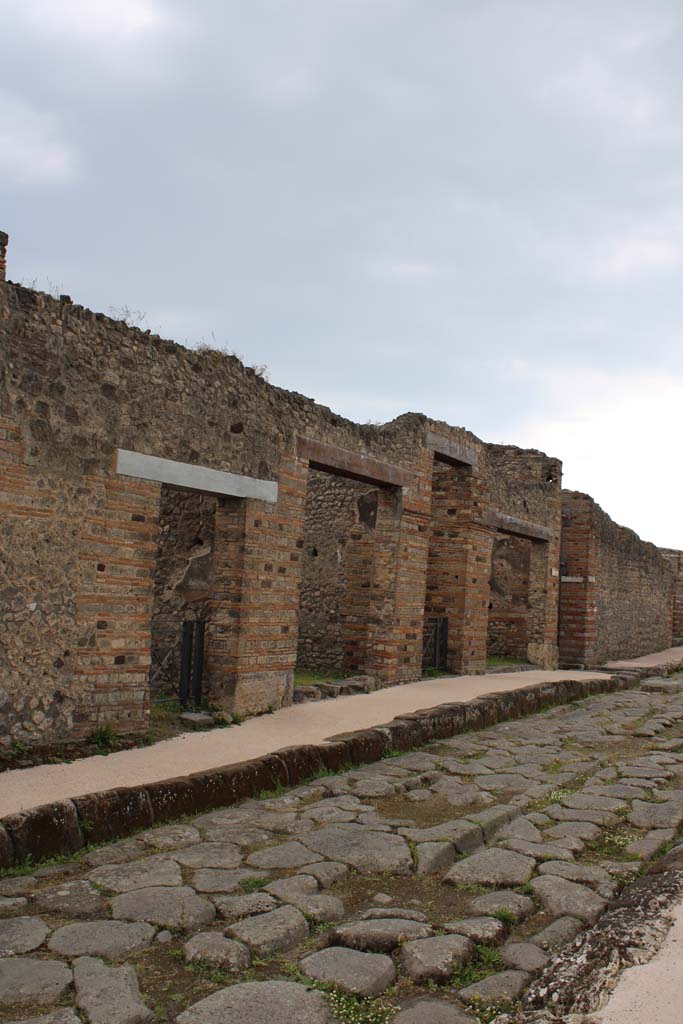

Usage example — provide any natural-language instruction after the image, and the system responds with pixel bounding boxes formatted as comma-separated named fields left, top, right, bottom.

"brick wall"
left=559, top=492, right=674, bottom=665
left=660, top=549, right=683, bottom=643
left=0, top=250, right=563, bottom=747
left=487, top=535, right=531, bottom=661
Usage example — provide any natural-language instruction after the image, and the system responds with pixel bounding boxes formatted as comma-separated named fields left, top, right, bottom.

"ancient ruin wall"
left=296, top=471, right=377, bottom=672
left=559, top=492, right=674, bottom=665
left=660, top=549, right=683, bottom=643
left=150, top=487, right=216, bottom=693
left=487, top=534, right=531, bottom=661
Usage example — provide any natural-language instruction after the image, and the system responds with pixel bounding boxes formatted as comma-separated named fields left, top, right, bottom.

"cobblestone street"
left=3, top=677, right=683, bottom=1023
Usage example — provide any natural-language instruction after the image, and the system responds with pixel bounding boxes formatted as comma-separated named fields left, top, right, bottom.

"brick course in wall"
left=559, top=491, right=674, bottom=666
left=660, top=549, right=683, bottom=643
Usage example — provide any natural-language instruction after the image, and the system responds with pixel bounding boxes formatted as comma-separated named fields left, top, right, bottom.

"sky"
left=1, top=0, right=682, bottom=547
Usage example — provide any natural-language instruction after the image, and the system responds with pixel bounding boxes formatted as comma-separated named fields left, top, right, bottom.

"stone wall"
left=0, top=232, right=565, bottom=747
left=296, top=470, right=377, bottom=672
left=487, top=534, right=531, bottom=661
left=660, top=549, right=683, bottom=643
left=150, top=487, right=216, bottom=694
left=559, top=491, right=674, bottom=665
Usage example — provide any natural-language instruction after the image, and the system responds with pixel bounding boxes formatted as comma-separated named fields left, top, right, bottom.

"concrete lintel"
left=115, top=449, right=278, bottom=503
left=297, top=436, right=414, bottom=489
left=561, top=575, right=585, bottom=583
left=426, top=430, right=479, bottom=468
left=481, top=509, right=552, bottom=542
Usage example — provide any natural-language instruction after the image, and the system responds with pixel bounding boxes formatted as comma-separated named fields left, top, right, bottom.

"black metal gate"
left=423, top=615, right=449, bottom=670
left=179, top=619, right=206, bottom=708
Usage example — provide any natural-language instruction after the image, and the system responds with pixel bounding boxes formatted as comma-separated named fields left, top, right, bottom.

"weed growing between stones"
left=452, top=944, right=502, bottom=987
left=468, top=997, right=519, bottom=1023
left=492, top=909, right=517, bottom=926
left=241, top=876, right=272, bottom=893
left=327, top=990, right=397, bottom=1024
left=87, top=724, right=118, bottom=754
left=586, top=826, right=641, bottom=858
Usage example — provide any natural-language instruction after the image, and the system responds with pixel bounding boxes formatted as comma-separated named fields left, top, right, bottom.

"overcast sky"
left=2, top=1, right=682, bottom=547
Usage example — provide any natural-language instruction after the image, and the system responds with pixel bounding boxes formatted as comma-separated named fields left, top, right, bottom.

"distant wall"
left=660, top=548, right=683, bottom=642
left=487, top=535, right=531, bottom=661
left=559, top=491, right=674, bottom=665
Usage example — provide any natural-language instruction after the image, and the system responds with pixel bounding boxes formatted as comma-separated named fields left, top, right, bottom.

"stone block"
left=73, top=788, right=154, bottom=845
left=3, top=801, right=84, bottom=863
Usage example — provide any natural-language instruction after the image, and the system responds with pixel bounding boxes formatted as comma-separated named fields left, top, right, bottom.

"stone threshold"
left=2, top=661, right=679, bottom=873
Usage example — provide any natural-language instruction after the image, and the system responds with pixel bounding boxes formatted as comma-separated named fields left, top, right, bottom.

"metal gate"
left=423, top=615, right=449, bottom=670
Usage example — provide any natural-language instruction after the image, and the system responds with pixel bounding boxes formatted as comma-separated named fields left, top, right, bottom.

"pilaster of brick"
left=205, top=458, right=307, bottom=715
left=527, top=525, right=561, bottom=669
left=425, top=457, right=494, bottom=673
left=74, top=476, right=159, bottom=735
left=558, top=492, right=599, bottom=666
left=0, top=231, right=8, bottom=282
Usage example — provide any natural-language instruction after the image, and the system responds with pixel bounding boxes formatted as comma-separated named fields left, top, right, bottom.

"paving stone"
left=330, top=918, right=432, bottom=952
left=0, top=958, right=72, bottom=1007
left=537, top=860, right=613, bottom=890
left=351, top=778, right=397, bottom=798
left=3, top=1012, right=81, bottom=1024
left=417, top=841, right=455, bottom=875
left=281, top=893, right=345, bottom=923
left=246, top=841, right=318, bottom=870
left=83, top=840, right=148, bottom=868
left=302, top=824, right=413, bottom=874
left=406, top=789, right=433, bottom=802
left=584, top=783, right=649, bottom=800
left=228, top=906, right=309, bottom=956
left=156, top=930, right=173, bottom=943
left=394, top=999, right=476, bottom=1023
left=192, top=869, right=266, bottom=893
left=88, top=856, right=182, bottom=893
left=359, top=907, right=429, bottom=922
left=496, top=818, right=543, bottom=843
left=500, top=941, right=549, bottom=973
left=48, top=921, right=155, bottom=958
left=264, top=875, right=318, bottom=900
left=400, top=934, right=475, bottom=982
left=111, top=886, right=216, bottom=928
left=372, top=892, right=393, bottom=905
left=32, top=880, right=106, bottom=918
left=550, top=835, right=584, bottom=854
left=73, top=956, right=152, bottom=1024
left=0, top=896, right=28, bottom=912
left=545, top=805, right=618, bottom=827
left=561, top=793, right=627, bottom=813
left=444, top=916, right=506, bottom=943
left=530, top=876, right=606, bottom=924
left=545, top=821, right=601, bottom=842
left=627, top=828, right=675, bottom=860
left=526, top=813, right=551, bottom=826
left=0, top=877, right=36, bottom=897
left=444, top=848, right=535, bottom=887
left=465, top=805, right=517, bottom=839
left=529, top=916, right=582, bottom=952
left=176, top=980, right=331, bottom=1024
left=183, top=933, right=251, bottom=969
left=600, top=859, right=642, bottom=878
left=211, top=892, right=279, bottom=921
left=629, top=800, right=683, bottom=829
left=0, top=916, right=49, bottom=955
left=173, top=843, right=243, bottom=869
left=399, top=821, right=483, bottom=853
left=138, top=824, right=201, bottom=850
left=300, top=946, right=396, bottom=996
left=469, top=891, right=536, bottom=920
left=501, top=838, right=574, bottom=862
left=459, top=969, right=530, bottom=1003
left=300, top=861, right=348, bottom=888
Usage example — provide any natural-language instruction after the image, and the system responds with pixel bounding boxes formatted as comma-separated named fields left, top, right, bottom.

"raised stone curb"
left=0, top=673, right=639, bottom=868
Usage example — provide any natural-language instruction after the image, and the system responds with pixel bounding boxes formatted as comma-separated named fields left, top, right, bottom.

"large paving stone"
left=330, top=918, right=432, bottom=952
left=264, top=876, right=318, bottom=901
left=444, top=848, right=535, bottom=887
left=444, top=917, right=506, bottom=944
left=417, top=841, right=455, bottom=875
left=176, top=980, right=331, bottom=1024
left=245, top=841, right=317, bottom=871
left=32, top=880, right=107, bottom=918
left=0, top=917, right=49, bottom=955
left=88, top=856, right=182, bottom=893
left=459, top=969, right=530, bottom=1003
left=138, top=824, right=201, bottom=850
left=228, top=906, right=309, bottom=956
left=173, top=843, right=242, bottom=869
left=545, top=821, right=601, bottom=842
left=537, top=860, right=612, bottom=890
left=299, top=861, right=348, bottom=888
left=4, top=1012, right=81, bottom=1024
left=300, top=946, right=396, bottom=996
left=111, top=886, right=216, bottom=928
left=529, top=916, right=582, bottom=952
left=48, top=921, right=155, bottom=958
left=73, top=956, right=152, bottom=1024
left=302, top=824, right=413, bottom=874
left=0, top=958, right=72, bottom=1007
left=500, top=941, right=549, bottom=973
left=469, top=891, right=535, bottom=920
left=183, top=933, right=251, bottom=969
left=281, top=892, right=344, bottom=923
left=211, top=893, right=279, bottom=921
left=629, top=800, right=683, bottom=829
left=545, top=805, right=618, bottom=827
left=530, top=876, right=606, bottom=924
left=394, top=1001, right=475, bottom=1023
left=562, top=793, right=627, bottom=813
left=399, top=934, right=475, bottom=982
left=501, top=838, right=574, bottom=862
left=400, top=821, right=483, bottom=853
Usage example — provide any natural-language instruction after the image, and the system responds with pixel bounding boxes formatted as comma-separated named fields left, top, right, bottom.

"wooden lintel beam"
left=297, top=436, right=414, bottom=489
